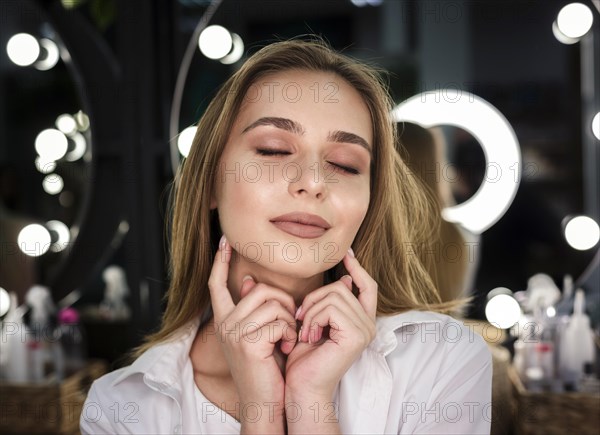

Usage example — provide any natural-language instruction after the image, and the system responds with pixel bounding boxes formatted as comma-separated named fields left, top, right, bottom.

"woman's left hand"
left=283, top=249, right=378, bottom=400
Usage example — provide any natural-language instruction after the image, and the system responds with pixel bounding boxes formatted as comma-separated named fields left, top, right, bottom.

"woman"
left=80, top=36, right=492, bottom=434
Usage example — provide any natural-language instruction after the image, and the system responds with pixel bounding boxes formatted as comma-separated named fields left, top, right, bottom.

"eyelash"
left=255, top=149, right=360, bottom=175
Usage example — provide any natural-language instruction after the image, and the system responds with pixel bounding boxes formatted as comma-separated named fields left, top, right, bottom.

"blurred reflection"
left=0, top=3, right=91, bottom=302
left=399, top=123, right=480, bottom=315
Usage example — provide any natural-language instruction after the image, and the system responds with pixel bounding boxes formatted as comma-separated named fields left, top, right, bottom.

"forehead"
left=233, top=69, right=373, bottom=144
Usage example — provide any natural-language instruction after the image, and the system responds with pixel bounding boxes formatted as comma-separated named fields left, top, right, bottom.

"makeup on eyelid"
left=255, top=148, right=360, bottom=175
left=246, top=133, right=369, bottom=173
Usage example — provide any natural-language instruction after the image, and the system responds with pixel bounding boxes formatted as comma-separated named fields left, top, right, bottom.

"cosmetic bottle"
left=56, top=307, right=87, bottom=375
left=552, top=275, right=574, bottom=390
left=99, top=265, right=131, bottom=321
left=559, top=289, right=595, bottom=391
left=25, top=286, right=56, bottom=382
left=528, top=276, right=561, bottom=391
left=1, top=293, right=30, bottom=382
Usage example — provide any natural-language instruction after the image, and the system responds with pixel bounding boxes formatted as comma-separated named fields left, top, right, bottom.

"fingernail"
left=348, top=247, right=355, bottom=258
left=298, top=326, right=303, bottom=342
left=242, top=274, right=253, bottom=282
left=295, top=306, right=302, bottom=320
left=219, top=235, right=227, bottom=250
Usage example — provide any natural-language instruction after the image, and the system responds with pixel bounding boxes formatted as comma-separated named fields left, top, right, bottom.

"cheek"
left=350, top=199, right=370, bottom=236
left=339, top=184, right=370, bottom=226
left=217, top=165, right=280, bottom=219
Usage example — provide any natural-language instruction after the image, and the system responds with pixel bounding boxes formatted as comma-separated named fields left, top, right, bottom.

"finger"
left=239, top=275, right=256, bottom=299
left=207, top=235, right=235, bottom=320
left=343, top=250, right=378, bottom=319
left=248, top=318, right=298, bottom=355
left=303, top=305, right=364, bottom=346
left=300, top=291, right=368, bottom=343
left=297, top=277, right=363, bottom=323
left=233, top=283, right=297, bottom=320
left=264, top=319, right=298, bottom=350
left=239, top=299, right=297, bottom=339
left=340, top=274, right=353, bottom=291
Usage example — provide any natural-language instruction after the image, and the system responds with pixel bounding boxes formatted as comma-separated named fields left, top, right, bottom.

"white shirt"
left=80, top=309, right=493, bottom=434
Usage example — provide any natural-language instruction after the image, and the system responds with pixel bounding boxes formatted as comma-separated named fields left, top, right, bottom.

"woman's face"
left=213, top=69, right=372, bottom=278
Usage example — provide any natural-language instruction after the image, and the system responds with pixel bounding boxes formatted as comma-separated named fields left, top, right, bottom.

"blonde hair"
left=131, top=36, right=470, bottom=360
left=398, top=122, right=473, bottom=315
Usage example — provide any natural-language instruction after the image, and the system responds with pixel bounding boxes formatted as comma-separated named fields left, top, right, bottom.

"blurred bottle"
left=1, top=293, right=30, bottom=382
left=55, top=308, right=87, bottom=376
left=25, top=286, right=55, bottom=382
left=559, top=289, right=595, bottom=391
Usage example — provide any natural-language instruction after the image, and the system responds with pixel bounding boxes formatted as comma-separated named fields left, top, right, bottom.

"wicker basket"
left=508, top=364, right=600, bottom=435
left=0, top=360, right=107, bottom=435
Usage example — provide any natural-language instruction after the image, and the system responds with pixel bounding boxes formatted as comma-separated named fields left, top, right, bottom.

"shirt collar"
left=368, top=309, right=447, bottom=356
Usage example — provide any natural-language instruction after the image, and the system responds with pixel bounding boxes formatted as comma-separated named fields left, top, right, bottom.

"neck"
left=190, top=251, right=324, bottom=379
left=190, top=250, right=325, bottom=378
left=227, top=250, right=325, bottom=306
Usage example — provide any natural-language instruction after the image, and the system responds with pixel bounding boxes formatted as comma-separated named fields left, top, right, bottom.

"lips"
left=270, top=212, right=331, bottom=239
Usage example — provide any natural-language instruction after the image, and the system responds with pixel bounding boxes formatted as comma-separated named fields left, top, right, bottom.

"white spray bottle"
left=25, top=286, right=56, bottom=382
left=559, top=289, right=595, bottom=390
left=1, top=293, right=30, bottom=382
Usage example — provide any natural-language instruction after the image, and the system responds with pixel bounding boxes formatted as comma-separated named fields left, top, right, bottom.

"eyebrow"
left=241, top=116, right=372, bottom=155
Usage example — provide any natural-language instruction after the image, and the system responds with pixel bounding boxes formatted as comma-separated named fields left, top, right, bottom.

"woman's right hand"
left=207, top=235, right=298, bottom=432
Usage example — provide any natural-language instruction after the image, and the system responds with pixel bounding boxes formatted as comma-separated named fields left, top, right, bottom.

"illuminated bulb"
left=564, top=215, right=600, bottom=250
left=177, top=126, right=197, bottom=157
left=34, top=38, right=60, bottom=71
left=118, top=220, right=130, bottom=234
left=56, top=114, right=78, bottom=136
left=6, top=33, right=40, bottom=66
left=552, top=20, right=579, bottom=44
left=74, top=111, right=90, bottom=131
left=47, top=220, right=70, bottom=252
left=35, top=156, right=56, bottom=174
left=220, top=33, right=244, bottom=65
left=42, top=173, right=64, bottom=195
left=485, top=292, right=522, bottom=329
left=35, top=129, right=68, bottom=160
left=0, top=287, right=9, bottom=317
left=65, top=132, right=87, bottom=161
left=557, top=3, right=594, bottom=39
left=198, top=25, right=232, bottom=60
left=18, top=224, right=51, bottom=257
left=592, top=112, right=599, bottom=141
left=351, top=0, right=368, bottom=6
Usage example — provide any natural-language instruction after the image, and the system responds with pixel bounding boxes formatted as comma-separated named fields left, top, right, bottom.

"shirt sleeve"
left=410, top=326, right=493, bottom=435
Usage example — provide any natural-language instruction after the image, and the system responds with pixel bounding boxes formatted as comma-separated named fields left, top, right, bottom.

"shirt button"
left=173, top=424, right=182, bottom=433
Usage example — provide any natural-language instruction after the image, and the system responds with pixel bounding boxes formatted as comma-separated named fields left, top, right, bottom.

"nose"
left=287, top=158, right=328, bottom=200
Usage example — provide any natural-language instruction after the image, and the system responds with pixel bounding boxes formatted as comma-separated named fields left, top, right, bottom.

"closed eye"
left=256, top=148, right=290, bottom=156
left=256, top=149, right=359, bottom=175
left=326, top=162, right=359, bottom=175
